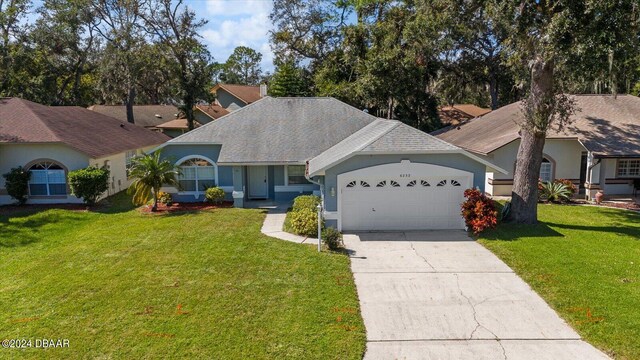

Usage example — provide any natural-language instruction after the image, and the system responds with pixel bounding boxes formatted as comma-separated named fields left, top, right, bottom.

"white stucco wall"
left=1, top=144, right=157, bottom=205
left=90, top=145, right=157, bottom=200
left=485, top=139, right=587, bottom=196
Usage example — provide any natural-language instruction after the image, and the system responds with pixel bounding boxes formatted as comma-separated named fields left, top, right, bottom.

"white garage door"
left=338, top=162, right=473, bottom=231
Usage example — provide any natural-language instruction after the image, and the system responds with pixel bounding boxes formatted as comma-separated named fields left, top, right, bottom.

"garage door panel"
left=338, top=163, right=472, bottom=231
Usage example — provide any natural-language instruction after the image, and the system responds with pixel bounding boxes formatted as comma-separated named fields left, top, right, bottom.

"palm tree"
left=127, top=151, right=180, bottom=211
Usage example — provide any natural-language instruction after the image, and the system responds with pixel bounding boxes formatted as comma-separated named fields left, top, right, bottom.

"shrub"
left=157, top=191, right=173, bottom=206
left=554, top=179, right=577, bottom=197
left=540, top=181, right=572, bottom=203
left=205, top=186, right=225, bottom=204
left=68, top=166, right=110, bottom=205
left=292, top=195, right=321, bottom=212
left=461, top=188, right=498, bottom=235
left=2, top=166, right=31, bottom=205
left=322, top=227, right=343, bottom=250
left=290, top=208, right=322, bottom=237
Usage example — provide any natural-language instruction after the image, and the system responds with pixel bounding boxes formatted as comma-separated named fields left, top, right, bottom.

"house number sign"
left=399, top=174, right=411, bottom=178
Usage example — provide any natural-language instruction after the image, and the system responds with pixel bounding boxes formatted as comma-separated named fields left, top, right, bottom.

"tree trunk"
left=489, top=68, right=499, bottom=110
left=185, top=100, right=195, bottom=130
left=152, top=189, right=158, bottom=212
left=508, top=57, right=554, bottom=224
left=126, top=86, right=136, bottom=124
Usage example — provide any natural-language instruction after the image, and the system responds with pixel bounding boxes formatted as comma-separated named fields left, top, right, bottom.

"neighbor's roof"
left=156, top=118, right=201, bottom=130
left=195, top=104, right=229, bottom=120
left=164, top=97, right=379, bottom=164
left=434, top=94, right=640, bottom=157
left=87, top=104, right=180, bottom=128
left=438, top=104, right=491, bottom=125
left=212, top=84, right=261, bottom=104
left=309, top=119, right=506, bottom=176
left=1, top=97, right=169, bottom=158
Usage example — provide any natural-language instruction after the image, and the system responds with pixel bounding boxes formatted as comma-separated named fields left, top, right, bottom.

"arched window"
left=176, top=157, right=217, bottom=192
left=540, top=158, right=553, bottom=183
left=28, top=161, right=67, bottom=196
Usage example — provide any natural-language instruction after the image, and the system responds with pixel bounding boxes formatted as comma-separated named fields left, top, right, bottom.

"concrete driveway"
left=344, top=231, right=610, bottom=360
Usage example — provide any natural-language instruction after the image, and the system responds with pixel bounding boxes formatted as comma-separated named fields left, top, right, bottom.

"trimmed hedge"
left=205, top=187, right=225, bottom=204
left=290, top=208, right=322, bottom=237
left=292, top=195, right=321, bottom=212
left=68, top=166, right=110, bottom=205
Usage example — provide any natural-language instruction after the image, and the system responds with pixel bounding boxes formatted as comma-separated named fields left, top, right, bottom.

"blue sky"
left=26, top=0, right=275, bottom=71
left=186, top=0, right=275, bottom=71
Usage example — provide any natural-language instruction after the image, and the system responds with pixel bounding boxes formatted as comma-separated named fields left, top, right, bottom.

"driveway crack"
left=454, top=274, right=507, bottom=359
left=410, top=242, right=436, bottom=271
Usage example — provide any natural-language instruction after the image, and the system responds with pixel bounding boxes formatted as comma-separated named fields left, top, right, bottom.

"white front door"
left=338, top=162, right=473, bottom=231
left=248, top=166, right=268, bottom=199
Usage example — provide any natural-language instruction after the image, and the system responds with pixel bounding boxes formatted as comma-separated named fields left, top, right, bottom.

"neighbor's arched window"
left=539, top=158, right=553, bottom=183
left=177, top=157, right=216, bottom=192
left=28, top=161, right=67, bottom=196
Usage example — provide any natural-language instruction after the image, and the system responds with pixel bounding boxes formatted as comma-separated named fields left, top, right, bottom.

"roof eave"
left=309, top=148, right=508, bottom=177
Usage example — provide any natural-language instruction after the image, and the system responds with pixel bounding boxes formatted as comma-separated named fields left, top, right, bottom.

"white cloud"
left=201, top=0, right=274, bottom=71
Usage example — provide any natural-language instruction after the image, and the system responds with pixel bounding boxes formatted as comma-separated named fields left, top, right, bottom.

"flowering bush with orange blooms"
left=461, top=188, right=498, bottom=235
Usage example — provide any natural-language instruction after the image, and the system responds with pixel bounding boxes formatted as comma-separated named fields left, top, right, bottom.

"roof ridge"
left=353, top=120, right=401, bottom=152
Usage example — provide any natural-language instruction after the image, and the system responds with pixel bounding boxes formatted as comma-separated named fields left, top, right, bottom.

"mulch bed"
left=138, top=201, right=234, bottom=214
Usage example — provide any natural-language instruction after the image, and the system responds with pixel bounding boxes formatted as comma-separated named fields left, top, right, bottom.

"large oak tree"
left=498, top=0, right=640, bottom=223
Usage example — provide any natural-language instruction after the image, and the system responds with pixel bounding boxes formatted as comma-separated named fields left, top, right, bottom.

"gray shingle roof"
left=434, top=94, right=640, bottom=157
left=166, top=97, right=379, bottom=164
left=308, top=120, right=492, bottom=176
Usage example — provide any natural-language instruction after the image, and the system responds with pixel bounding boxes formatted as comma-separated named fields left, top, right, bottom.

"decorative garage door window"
left=345, top=178, right=464, bottom=189
left=28, top=162, right=66, bottom=196
left=178, top=158, right=216, bottom=192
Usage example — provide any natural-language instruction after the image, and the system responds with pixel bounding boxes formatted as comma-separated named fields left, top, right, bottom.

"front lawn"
left=0, top=193, right=365, bottom=359
left=479, top=204, right=640, bottom=359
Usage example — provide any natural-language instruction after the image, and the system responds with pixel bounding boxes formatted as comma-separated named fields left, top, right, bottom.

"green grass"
left=0, top=193, right=365, bottom=359
left=479, top=204, right=640, bottom=359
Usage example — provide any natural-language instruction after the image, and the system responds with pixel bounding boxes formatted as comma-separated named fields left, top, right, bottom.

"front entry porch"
left=230, top=164, right=320, bottom=208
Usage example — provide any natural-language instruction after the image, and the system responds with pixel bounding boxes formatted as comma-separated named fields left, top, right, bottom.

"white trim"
left=175, top=155, right=219, bottom=197
left=323, top=211, right=338, bottom=220
left=274, top=185, right=317, bottom=192
left=309, top=149, right=508, bottom=177
left=222, top=162, right=306, bottom=166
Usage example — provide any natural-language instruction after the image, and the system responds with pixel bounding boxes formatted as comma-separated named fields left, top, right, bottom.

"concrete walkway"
left=258, top=203, right=317, bottom=245
left=344, top=231, right=610, bottom=360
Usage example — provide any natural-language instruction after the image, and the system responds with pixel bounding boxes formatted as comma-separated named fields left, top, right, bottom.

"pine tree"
left=268, top=62, right=305, bottom=97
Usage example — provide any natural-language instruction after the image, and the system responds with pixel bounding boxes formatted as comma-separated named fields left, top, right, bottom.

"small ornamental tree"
left=2, top=167, right=31, bottom=205
left=461, top=188, right=498, bottom=235
left=68, top=166, right=110, bottom=205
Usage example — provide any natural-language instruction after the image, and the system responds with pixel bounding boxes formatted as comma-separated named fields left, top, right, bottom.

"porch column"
left=232, top=165, right=245, bottom=208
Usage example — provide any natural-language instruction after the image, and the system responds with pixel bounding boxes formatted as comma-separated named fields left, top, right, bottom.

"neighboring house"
left=434, top=94, right=640, bottom=200
left=155, top=97, right=504, bottom=231
left=155, top=119, right=202, bottom=138
left=87, top=104, right=181, bottom=129
left=211, top=84, right=263, bottom=111
left=438, top=104, right=491, bottom=126
left=195, top=104, right=229, bottom=122
left=0, top=98, right=169, bottom=205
